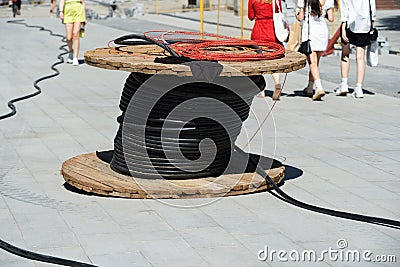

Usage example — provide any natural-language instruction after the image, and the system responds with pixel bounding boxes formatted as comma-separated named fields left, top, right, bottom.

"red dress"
left=248, top=0, right=281, bottom=43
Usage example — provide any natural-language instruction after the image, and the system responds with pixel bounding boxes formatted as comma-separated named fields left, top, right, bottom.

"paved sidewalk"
left=0, top=4, right=399, bottom=267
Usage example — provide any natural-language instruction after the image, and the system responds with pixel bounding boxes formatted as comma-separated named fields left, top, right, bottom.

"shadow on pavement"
left=283, top=164, right=303, bottom=181
left=378, top=15, right=400, bottom=31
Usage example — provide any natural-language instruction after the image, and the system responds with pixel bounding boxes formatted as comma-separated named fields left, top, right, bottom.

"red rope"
left=170, top=40, right=285, bottom=61
left=144, top=31, right=285, bottom=62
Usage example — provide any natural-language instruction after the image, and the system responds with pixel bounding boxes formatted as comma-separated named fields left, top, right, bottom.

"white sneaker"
left=335, top=83, right=349, bottom=96
left=312, top=89, right=326, bottom=101
left=66, top=52, right=73, bottom=63
left=72, top=58, right=79, bottom=66
left=352, top=87, right=364, bottom=98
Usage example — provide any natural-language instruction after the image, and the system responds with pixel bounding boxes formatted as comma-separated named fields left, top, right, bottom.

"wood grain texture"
left=84, top=45, right=306, bottom=76
left=61, top=152, right=285, bottom=199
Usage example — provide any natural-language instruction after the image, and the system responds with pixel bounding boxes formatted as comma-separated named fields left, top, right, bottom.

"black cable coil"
left=110, top=72, right=265, bottom=179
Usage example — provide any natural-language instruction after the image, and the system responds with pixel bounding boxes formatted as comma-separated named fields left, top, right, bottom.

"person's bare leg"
left=355, top=46, right=366, bottom=85
left=336, top=42, right=350, bottom=95
left=341, top=43, right=350, bottom=78
left=353, top=46, right=366, bottom=97
left=50, top=0, right=56, bottom=13
left=310, top=51, right=325, bottom=100
left=272, top=73, right=281, bottom=100
left=308, top=51, right=321, bottom=81
left=72, top=22, right=81, bottom=59
left=303, top=53, right=318, bottom=97
left=65, top=23, right=74, bottom=62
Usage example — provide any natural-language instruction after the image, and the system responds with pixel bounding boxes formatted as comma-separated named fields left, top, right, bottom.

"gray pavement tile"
left=375, top=151, right=400, bottom=162
left=195, top=245, right=264, bottom=267
left=136, top=239, right=205, bottom=266
left=146, top=201, right=219, bottom=230
left=199, top=197, right=256, bottom=218
left=343, top=164, right=399, bottom=182
left=22, top=231, right=80, bottom=251
left=211, top=214, right=280, bottom=237
left=0, top=209, right=23, bottom=242
left=369, top=199, right=400, bottom=218
left=0, top=259, right=35, bottom=267
left=105, top=208, right=180, bottom=241
left=374, top=163, right=400, bottom=177
left=89, top=251, right=151, bottom=267
left=60, top=211, right=123, bottom=236
left=76, top=232, right=142, bottom=256
left=179, top=226, right=238, bottom=248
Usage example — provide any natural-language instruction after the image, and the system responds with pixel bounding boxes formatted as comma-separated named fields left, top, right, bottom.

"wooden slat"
left=61, top=152, right=285, bottom=199
left=84, top=46, right=306, bottom=76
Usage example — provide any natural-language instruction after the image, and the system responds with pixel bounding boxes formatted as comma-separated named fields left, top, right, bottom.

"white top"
left=341, top=0, right=376, bottom=33
left=297, top=0, right=334, bottom=51
left=297, top=0, right=334, bottom=27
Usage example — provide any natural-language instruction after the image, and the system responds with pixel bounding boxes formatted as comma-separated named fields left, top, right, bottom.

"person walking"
left=335, top=0, right=376, bottom=98
left=9, top=0, right=21, bottom=15
left=296, top=0, right=334, bottom=101
left=248, top=0, right=284, bottom=100
left=50, top=0, right=56, bottom=14
left=59, top=0, right=86, bottom=66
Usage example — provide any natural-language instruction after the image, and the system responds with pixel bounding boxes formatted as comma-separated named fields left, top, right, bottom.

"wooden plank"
left=61, top=153, right=285, bottom=199
left=84, top=47, right=306, bottom=76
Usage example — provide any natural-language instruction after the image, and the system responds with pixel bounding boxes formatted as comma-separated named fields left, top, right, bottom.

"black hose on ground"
left=0, top=20, right=68, bottom=121
left=0, top=240, right=97, bottom=267
left=1, top=19, right=97, bottom=267
left=235, top=145, right=400, bottom=229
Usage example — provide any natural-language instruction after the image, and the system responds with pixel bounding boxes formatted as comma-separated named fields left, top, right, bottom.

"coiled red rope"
left=108, top=31, right=286, bottom=62
left=170, top=39, right=285, bottom=61
left=144, top=31, right=285, bottom=61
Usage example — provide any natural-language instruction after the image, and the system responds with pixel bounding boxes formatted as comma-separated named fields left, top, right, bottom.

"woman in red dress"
left=248, top=0, right=282, bottom=100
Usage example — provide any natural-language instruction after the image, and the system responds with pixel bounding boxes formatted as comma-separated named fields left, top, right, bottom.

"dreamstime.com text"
left=257, top=239, right=397, bottom=263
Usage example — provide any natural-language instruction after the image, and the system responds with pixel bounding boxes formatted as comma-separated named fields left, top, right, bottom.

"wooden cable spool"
left=60, top=42, right=306, bottom=199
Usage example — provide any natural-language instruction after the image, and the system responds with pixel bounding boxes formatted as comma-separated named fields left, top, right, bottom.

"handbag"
left=366, top=40, right=378, bottom=67
left=287, top=21, right=302, bottom=51
left=298, top=3, right=311, bottom=55
left=369, top=28, right=378, bottom=41
left=298, top=40, right=311, bottom=55
left=272, top=0, right=289, bottom=43
left=366, top=0, right=378, bottom=67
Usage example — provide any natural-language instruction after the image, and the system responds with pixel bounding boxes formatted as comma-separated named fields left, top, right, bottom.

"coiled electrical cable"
left=0, top=20, right=68, bottom=121
left=110, top=72, right=265, bottom=179
left=1, top=20, right=98, bottom=267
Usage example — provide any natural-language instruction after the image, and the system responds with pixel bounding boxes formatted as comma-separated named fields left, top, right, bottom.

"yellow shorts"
left=63, top=1, right=86, bottom=24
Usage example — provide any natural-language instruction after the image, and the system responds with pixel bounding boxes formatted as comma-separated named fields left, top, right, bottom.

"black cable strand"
left=0, top=240, right=97, bottom=267
left=110, top=73, right=264, bottom=179
left=234, top=145, right=400, bottom=229
left=1, top=20, right=98, bottom=267
left=1, top=20, right=68, bottom=120
left=113, top=33, right=180, bottom=58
